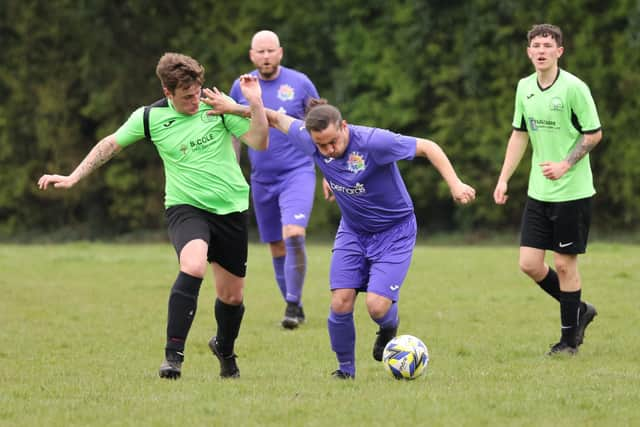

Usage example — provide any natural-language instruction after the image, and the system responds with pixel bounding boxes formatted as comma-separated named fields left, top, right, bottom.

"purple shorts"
left=250, top=169, right=316, bottom=243
left=329, top=215, right=417, bottom=301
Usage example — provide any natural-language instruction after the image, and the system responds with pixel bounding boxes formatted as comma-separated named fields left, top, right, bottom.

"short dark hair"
left=305, top=102, right=342, bottom=132
left=155, top=52, right=205, bottom=93
left=527, top=24, right=563, bottom=46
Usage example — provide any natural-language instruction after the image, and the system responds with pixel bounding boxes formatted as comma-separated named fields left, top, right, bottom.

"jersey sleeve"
left=511, top=80, right=527, bottom=131
left=286, top=119, right=316, bottom=156
left=570, top=81, right=601, bottom=133
left=367, top=128, right=417, bottom=164
left=224, top=114, right=251, bottom=138
left=114, top=107, right=145, bottom=147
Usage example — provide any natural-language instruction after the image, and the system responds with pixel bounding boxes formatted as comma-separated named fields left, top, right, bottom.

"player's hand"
left=37, top=174, right=76, bottom=190
left=322, top=178, right=335, bottom=202
left=202, top=87, right=236, bottom=115
left=238, top=74, right=262, bottom=105
left=451, top=181, right=476, bottom=205
left=493, top=180, right=508, bottom=204
left=539, top=160, right=570, bottom=180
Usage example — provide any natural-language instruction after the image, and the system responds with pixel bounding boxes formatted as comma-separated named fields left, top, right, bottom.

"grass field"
left=1, top=242, right=639, bottom=426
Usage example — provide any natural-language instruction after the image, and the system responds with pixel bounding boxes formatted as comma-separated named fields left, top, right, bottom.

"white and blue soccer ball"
left=382, top=334, right=429, bottom=380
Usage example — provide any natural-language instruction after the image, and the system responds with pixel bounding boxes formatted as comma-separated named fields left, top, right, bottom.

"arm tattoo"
left=73, top=138, right=118, bottom=180
left=565, top=135, right=598, bottom=166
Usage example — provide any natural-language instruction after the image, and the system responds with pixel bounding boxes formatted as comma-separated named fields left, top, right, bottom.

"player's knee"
left=331, top=300, right=353, bottom=313
left=283, top=224, right=306, bottom=239
left=179, top=259, right=207, bottom=278
left=365, top=296, right=391, bottom=319
left=217, top=289, right=244, bottom=306
left=178, top=239, right=208, bottom=277
left=222, top=295, right=243, bottom=306
left=367, top=305, right=387, bottom=320
left=330, top=292, right=355, bottom=313
left=554, top=258, right=576, bottom=277
left=519, top=259, right=543, bottom=279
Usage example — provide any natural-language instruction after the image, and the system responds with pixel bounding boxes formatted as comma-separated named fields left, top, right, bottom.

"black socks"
left=214, top=298, right=245, bottom=356
left=559, top=289, right=581, bottom=347
left=165, top=271, right=202, bottom=355
left=536, top=267, right=561, bottom=302
left=537, top=267, right=585, bottom=347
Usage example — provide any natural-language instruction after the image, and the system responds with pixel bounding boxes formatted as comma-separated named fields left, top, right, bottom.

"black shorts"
left=520, top=196, right=592, bottom=254
left=165, top=204, right=248, bottom=277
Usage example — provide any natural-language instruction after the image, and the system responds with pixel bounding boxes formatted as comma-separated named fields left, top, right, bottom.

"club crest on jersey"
left=201, top=111, right=216, bottom=122
left=347, top=152, right=366, bottom=173
left=277, top=84, right=295, bottom=101
left=549, top=97, right=564, bottom=111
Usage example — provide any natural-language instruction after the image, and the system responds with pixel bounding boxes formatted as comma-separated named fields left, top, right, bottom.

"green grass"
left=1, top=242, right=639, bottom=426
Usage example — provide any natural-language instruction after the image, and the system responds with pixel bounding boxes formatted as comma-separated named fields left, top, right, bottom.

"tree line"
left=1, top=0, right=638, bottom=240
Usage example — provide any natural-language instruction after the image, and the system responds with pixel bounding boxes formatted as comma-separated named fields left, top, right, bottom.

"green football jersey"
left=115, top=98, right=251, bottom=214
left=512, top=69, right=601, bottom=202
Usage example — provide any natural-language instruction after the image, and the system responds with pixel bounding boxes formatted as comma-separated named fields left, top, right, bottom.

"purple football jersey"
left=230, top=66, right=319, bottom=182
left=288, top=120, right=417, bottom=233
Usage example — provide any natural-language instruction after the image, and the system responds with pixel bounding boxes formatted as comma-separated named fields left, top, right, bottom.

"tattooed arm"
left=539, top=130, right=603, bottom=180
left=565, top=131, right=603, bottom=165
left=37, top=134, right=121, bottom=190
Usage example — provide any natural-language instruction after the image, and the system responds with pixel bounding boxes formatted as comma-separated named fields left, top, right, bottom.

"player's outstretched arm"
left=234, top=75, right=268, bottom=151
left=493, top=130, right=528, bottom=204
left=265, top=109, right=296, bottom=134
left=200, top=87, right=295, bottom=136
left=202, top=87, right=250, bottom=118
left=415, top=138, right=476, bottom=205
left=37, top=134, right=121, bottom=190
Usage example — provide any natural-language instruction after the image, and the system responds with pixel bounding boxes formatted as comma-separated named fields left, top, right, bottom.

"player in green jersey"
left=37, top=52, right=268, bottom=378
left=494, top=24, right=602, bottom=355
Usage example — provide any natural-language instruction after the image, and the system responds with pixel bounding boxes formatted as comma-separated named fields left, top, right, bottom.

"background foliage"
left=1, top=0, right=639, bottom=239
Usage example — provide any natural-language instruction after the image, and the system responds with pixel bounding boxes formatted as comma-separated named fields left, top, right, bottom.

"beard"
left=258, top=64, right=279, bottom=79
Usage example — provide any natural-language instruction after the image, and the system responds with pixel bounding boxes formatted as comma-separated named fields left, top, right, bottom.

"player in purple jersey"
left=203, top=95, right=476, bottom=377
left=229, top=30, right=320, bottom=329
left=207, top=98, right=475, bottom=378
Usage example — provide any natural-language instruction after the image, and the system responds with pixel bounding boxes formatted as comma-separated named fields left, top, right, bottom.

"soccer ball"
left=382, top=334, right=429, bottom=380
